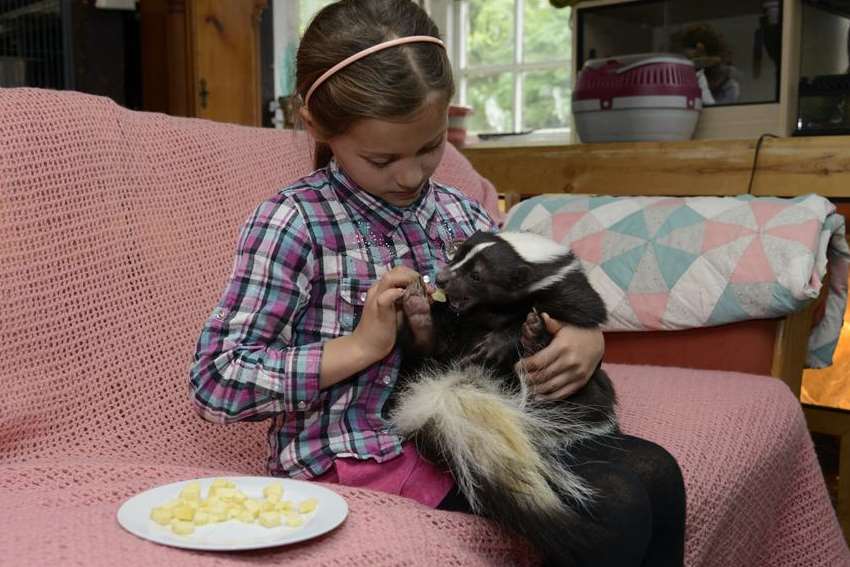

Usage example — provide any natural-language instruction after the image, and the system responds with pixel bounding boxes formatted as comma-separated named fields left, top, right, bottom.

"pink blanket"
left=1, top=88, right=847, bottom=566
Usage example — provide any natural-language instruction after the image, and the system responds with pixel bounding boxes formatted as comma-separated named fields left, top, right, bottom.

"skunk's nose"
left=436, top=268, right=452, bottom=288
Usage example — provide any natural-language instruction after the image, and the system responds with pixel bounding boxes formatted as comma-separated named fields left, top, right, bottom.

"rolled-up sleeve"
left=189, top=197, right=321, bottom=423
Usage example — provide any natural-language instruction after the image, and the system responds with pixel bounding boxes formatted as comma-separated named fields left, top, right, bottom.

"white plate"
left=117, top=476, right=348, bottom=551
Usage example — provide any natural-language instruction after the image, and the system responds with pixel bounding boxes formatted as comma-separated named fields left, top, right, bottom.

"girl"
left=189, top=1, right=684, bottom=565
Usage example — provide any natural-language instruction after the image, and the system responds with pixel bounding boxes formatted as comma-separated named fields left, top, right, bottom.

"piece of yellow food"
left=149, top=506, right=173, bottom=526
left=298, top=498, right=318, bottom=514
left=431, top=288, right=447, bottom=302
left=150, top=479, right=319, bottom=536
left=171, top=520, right=195, bottom=535
left=258, top=511, right=282, bottom=528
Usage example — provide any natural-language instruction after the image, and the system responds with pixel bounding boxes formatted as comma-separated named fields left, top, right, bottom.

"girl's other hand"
left=351, top=266, right=420, bottom=363
left=517, top=313, right=605, bottom=401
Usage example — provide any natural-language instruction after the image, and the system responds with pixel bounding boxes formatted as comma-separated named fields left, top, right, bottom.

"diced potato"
left=193, top=511, right=211, bottom=526
left=263, top=484, right=283, bottom=502
left=206, top=499, right=227, bottom=514
left=298, top=498, right=318, bottom=514
left=208, top=510, right=227, bottom=523
left=237, top=509, right=255, bottom=523
left=171, top=520, right=195, bottom=536
left=172, top=505, right=195, bottom=522
left=260, top=500, right=275, bottom=512
left=217, top=487, right=237, bottom=501
left=149, top=479, right=316, bottom=535
left=285, top=515, right=304, bottom=528
left=150, top=507, right=173, bottom=526
left=258, top=511, right=282, bottom=528
left=179, top=482, right=202, bottom=502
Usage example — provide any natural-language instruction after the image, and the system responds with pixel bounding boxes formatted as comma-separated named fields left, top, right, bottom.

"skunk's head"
left=436, top=230, right=579, bottom=313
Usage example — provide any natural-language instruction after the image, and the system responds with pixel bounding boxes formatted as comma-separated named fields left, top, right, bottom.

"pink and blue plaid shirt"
left=189, top=160, right=497, bottom=479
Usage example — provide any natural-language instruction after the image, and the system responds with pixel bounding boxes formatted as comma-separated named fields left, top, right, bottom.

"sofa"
left=1, top=87, right=848, bottom=566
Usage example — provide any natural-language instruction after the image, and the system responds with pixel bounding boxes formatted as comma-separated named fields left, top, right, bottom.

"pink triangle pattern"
left=550, top=211, right=587, bottom=243
left=729, top=237, right=776, bottom=283
left=569, top=230, right=606, bottom=265
left=702, top=221, right=755, bottom=253
left=750, top=201, right=789, bottom=227
left=628, top=292, right=670, bottom=328
left=765, top=218, right=821, bottom=249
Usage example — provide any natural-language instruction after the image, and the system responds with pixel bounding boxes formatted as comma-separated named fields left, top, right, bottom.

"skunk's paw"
left=402, top=279, right=435, bottom=355
left=520, top=310, right=552, bottom=356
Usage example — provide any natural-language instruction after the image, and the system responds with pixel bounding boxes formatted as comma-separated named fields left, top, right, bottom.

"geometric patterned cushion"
left=505, top=193, right=850, bottom=368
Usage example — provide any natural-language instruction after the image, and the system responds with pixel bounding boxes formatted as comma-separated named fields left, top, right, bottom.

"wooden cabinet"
left=140, top=0, right=268, bottom=126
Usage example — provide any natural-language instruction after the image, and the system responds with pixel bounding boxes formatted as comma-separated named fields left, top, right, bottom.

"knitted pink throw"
left=1, top=88, right=847, bottom=566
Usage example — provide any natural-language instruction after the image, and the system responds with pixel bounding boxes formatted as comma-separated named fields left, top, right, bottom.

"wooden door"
left=188, top=0, right=267, bottom=126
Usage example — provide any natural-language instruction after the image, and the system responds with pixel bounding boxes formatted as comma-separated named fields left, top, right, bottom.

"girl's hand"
left=517, top=313, right=605, bottom=401
left=351, top=266, right=420, bottom=364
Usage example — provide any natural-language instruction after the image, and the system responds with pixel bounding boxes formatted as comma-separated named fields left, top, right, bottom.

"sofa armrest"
left=604, top=299, right=818, bottom=397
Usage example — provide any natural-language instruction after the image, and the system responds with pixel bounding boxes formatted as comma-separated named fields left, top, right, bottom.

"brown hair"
left=295, top=0, right=454, bottom=168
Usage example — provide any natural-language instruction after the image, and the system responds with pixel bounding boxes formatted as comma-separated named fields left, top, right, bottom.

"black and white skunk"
left=387, top=230, right=619, bottom=565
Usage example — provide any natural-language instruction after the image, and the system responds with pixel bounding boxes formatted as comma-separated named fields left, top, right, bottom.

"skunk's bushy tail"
left=389, top=364, right=614, bottom=563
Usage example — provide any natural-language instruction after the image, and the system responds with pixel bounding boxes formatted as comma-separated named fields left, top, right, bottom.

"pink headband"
left=304, top=35, right=446, bottom=108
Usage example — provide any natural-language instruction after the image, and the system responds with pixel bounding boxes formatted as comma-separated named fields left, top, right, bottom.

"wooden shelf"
left=461, top=135, right=850, bottom=201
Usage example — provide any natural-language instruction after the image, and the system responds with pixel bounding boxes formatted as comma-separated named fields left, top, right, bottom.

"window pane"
left=522, top=68, right=571, bottom=130
left=299, top=0, right=335, bottom=35
left=466, top=73, right=514, bottom=133
left=523, top=0, right=571, bottom=64
left=466, top=0, right=515, bottom=67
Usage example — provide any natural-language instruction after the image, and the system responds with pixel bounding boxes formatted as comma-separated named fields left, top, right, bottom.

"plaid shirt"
left=190, top=161, right=497, bottom=478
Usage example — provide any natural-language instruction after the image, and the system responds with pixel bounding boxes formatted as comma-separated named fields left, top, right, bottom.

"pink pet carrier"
left=572, top=53, right=702, bottom=143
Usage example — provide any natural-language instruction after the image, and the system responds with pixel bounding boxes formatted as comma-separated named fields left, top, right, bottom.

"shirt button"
left=422, top=275, right=431, bottom=284
left=359, top=292, right=367, bottom=302
left=297, top=401, right=306, bottom=410
left=382, top=375, right=392, bottom=385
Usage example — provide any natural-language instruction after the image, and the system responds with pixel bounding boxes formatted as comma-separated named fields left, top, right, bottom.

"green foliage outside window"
left=465, top=0, right=572, bottom=133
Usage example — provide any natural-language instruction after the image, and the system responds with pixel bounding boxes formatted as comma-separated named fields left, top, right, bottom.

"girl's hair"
left=296, top=0, right=455, bottom=168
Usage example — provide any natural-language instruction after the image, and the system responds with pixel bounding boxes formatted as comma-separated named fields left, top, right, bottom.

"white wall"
left=801, top=3, right=850, bottom=76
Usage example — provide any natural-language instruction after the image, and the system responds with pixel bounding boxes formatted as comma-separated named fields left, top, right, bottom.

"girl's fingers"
left=378, top=267, right=420, bottom=291
left=519, top=347, right=558, bottom=378
left=536, top=381, right=582, bottom=401
left=376, top=287, right=406, bottom=308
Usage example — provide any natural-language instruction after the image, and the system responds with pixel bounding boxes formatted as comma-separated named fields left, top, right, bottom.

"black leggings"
left=437, top=433, right=686, bottom=567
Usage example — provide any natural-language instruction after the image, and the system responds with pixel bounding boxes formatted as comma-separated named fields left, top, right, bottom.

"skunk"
left=387, top=230, right=619, bottom=565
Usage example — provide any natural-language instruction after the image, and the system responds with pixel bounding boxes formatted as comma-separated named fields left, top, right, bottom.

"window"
left=440, top=0, right=573, bottom=137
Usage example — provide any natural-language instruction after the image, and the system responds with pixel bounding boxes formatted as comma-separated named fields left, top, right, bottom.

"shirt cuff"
left=283, top=342, right=323, bottom=412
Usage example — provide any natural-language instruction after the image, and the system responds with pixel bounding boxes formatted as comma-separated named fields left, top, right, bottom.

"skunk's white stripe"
left=450, top=241, right=495, bottom=271
left=498, top=231, right=570, bottom=264
left=526, top=261, right=581, bottom=293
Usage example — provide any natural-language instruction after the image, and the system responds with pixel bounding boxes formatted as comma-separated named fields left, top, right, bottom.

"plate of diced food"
left=117, top=476, right=348, bottom=551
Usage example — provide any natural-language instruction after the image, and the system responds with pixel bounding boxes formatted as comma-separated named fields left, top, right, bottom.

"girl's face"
left=324, top=95, right=449, bottom=207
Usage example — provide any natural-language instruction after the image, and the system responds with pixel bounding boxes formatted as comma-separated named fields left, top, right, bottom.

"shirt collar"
left=328, top=159, right=437, bottom=233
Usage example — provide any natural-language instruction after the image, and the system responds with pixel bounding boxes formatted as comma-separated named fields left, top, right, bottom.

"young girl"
left=189, top=1, right=684, bottom=565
